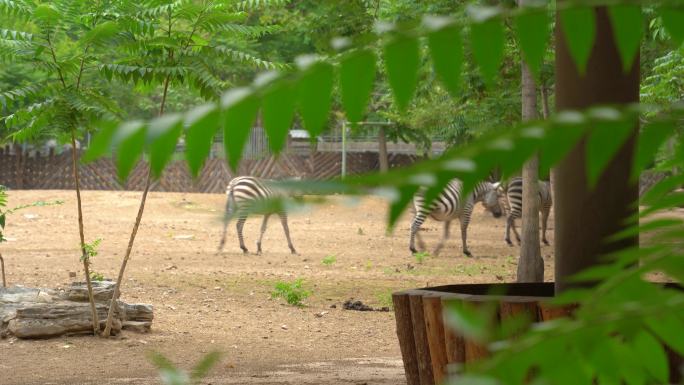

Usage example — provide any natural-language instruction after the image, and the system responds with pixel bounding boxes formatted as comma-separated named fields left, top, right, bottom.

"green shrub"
left=271, top=279, right=311, bottom=307
left=321, top=255, right=337, bottom=266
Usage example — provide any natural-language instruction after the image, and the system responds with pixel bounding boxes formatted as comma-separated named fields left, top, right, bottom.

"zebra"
left=500, top=177, right=553, bottom=246
left=409, top=179, right=504, bottom=257
left=217, top=176, right=297, bottom=255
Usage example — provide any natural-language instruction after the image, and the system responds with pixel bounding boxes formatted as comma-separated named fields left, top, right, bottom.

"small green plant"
left=271, top=279, right=311, bottom=307
left=375, top=291, right=394, bottom=310
left=413, top=251, right=430, bottom=264
left=149, top=351, right=221, bottom=385
left=90, top=271, right=105, bottom=282
left=357, top=227, right=365, bottom=235
left=364, top=260, right=373, bottom=270
left=321, top=255, right=337, bottom=266
left=81, top=238, right=103, bottom=262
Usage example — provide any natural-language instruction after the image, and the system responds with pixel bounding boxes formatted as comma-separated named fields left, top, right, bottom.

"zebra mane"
left=471, top=181, right=496, bottom=201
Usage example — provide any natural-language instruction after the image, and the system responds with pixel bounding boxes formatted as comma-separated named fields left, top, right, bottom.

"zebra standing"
left=501, top=177, right=553, bottom=246
left=409, top=179, right=504, bottom=257
left=217, top=176, right=297, bottom=255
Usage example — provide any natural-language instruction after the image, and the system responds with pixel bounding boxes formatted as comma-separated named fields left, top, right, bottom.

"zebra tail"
left=217, top=189, right=236, bottom=252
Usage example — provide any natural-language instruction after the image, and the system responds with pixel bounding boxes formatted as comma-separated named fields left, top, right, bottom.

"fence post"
left=341, top=121, right=347, bottom=179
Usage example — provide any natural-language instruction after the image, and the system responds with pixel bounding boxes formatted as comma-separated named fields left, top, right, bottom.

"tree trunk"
left=540, top=86, right=551, bottom=119
left=554, top=7, right=639, bottom=292
left=102, top=171, right=152, bottom=337
left=378, top=126, right=389, bottom=173
left=517, top=23, right=543, bottom=282
left=70, top=131, right=99, bottom=335
left=0, top=252, right=5, bottom=287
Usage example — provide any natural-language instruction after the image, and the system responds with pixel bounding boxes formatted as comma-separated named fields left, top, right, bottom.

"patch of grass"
left=375, top=290, right=394, bottom=310
left=90, top=271, right=105, bottom=282
left=413, top=251, right=430, bottom=264
left=357, top=227, right=365, bottom=235
left=364, top=260, right=373, bottom=271
left=271, top=279, right=311, bottom=307
left=321, top=255, right=337, bottom=266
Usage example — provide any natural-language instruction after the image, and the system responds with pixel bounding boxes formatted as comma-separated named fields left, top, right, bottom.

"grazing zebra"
left=409, top=179, right=504, bottom=257
left=217, top=176, right=297, bottom=255
left=500, top=177, right=553, bottom=246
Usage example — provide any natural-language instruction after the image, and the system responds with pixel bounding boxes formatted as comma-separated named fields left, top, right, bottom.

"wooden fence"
left=0, top=148, right=418, bottom=193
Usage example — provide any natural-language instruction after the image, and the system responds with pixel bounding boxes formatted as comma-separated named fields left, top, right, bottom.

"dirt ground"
left=0, top=190, right=556, bottom=385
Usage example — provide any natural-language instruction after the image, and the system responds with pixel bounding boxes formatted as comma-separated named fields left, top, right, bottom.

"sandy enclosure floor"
left=0, top=190, right=556, bottom=385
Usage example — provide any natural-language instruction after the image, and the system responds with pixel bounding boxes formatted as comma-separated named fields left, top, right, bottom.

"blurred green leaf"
left=559, top=7, right=596, bottom=75
left=660, top=7, right=684, bottom=47
left=427, top=25, right=463, bottom=98
left=443, top=300, right=493, bottom=343
left=515, top=5, right=549, bottom=78
left=608, top=5, right=643, bottom=72
left=388, top=184, right=418, bottom=230
left=82, top=120, right=118, bottom=164
left=339, top=49, right=376, bottom=123
left=297, top=61, right=334, bottom=137
left=222, top=88, right=260, bottom=172
left=184, top=104, right=220, bottom=178
left=646, top=314, right=684, bottom=355
left=190, top=351, right=221, bottom=381
left=632, top=331, right=669, bottom=383
left=632, top=121, right=675, bottom=182
left=586, top=110, right=635, bottom=188
left=147, top=113, right=183, bottom=178
left=113, top=121, right=147, bottom=181
left=262, top=80, right=296, bottom=154
left=383, top=36, right=420, bottom=111
left=470, top=18, right=504, bottom=87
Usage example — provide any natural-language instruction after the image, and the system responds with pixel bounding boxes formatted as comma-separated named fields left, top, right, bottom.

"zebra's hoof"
left=463, top=250, right=473, bottom=258
left=241, top=248, right=249, bottom=254
left=543, top=239, right=550, bottom=246
left=409, top=247, right=418, bottom=254
left=290, top=249, right=298, bottom=255
left=505, top=239, right=513, bottom=246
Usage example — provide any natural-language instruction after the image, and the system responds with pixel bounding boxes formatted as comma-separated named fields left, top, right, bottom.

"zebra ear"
left=491, top=182, right=501, bottom=190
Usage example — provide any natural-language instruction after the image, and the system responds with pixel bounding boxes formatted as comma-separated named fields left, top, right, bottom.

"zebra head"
left=481, top=182, right=504, bottom=218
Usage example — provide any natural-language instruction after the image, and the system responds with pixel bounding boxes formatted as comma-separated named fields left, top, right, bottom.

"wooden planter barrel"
left=392, top=282, right=682, bottom=385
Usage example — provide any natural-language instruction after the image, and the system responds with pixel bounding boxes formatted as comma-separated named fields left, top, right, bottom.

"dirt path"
left=0, top=190, right=555, bottom=385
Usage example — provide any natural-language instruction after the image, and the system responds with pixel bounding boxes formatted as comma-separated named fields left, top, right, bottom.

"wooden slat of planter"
left=538, top=302, right=575, bottom=321
left=392, top=291, right=420, bottom=385
left=422, top=294, right=448, bottom=385
left=409, top=291, right=435, bottom=385
left=499, top=301, right=539, bottom=322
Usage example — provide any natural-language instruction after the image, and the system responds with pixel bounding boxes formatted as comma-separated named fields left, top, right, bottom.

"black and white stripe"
left=217, top=176, right=297, bottom=255
left=409, top=179, right=504, bottom=257
left=501, top=177, right=553, bottom=246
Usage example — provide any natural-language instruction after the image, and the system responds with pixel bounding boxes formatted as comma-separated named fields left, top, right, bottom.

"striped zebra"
left=500, top=177, right=553, bottom=246
left=409, top=179, right=504, bottom=257
left=217, top=176, right=297, bottom=255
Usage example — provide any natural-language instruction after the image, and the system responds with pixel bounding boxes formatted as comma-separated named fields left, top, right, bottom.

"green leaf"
left=585, top=109, right=635, bottom=188
left=538, top=114, right=587, bottom=178
left=262, top=80, right=296, bottom=154
left=470, top=18, right=504, bottom=87
left=113, top=121, right=147, bottom=181
left=82, top=121, right=118, bottom=164
left=632, top=121, right=675, bottom=182
left=383, top=36, right=420, bottom=111
left=515, top=5, right=549, bottom=78
left=82, top=21, right=120, bottom=46
left=147, top=113, right=183, bottom=178
left=222, top=88, right=259, bottom=172
left=646, top=314, right=684, bottom=356
left=660, top=7, right=684, bottom=47
left=388, top=184, right=418, bottom=230
left=190, top=352, right=221, bottom=380
left=608, top=5, right=643, bottom=72
left=559, top=7, right=596, bottom=75
left=184, top=103, right=220, bottom=178
left=632, top=331, right=669, bottom=383
left=297, top=60, right=334, bottom=137
left=33, top=4, right=60, bottom=25
left=339, top=49, right=376, bottom=123
left=427, top=25, right=463, bottom=98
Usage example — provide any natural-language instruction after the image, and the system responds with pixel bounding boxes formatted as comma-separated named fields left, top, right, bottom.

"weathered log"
left=392, top=291, right=420, bottom=385
left=422, top=294, right=448, bottom=385
left=8, top=302, right=122, bottom=338
left=409, top=291, right=434, bottom=385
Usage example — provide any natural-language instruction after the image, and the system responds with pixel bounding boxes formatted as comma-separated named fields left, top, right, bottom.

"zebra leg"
left=505, top=215, right=514, bottom=246
left=278, top=213, right=297, bottom=255
left=460, top=218, right=472, bottom=257
left=511, top=219, right=521, bottom=245
left=433, top=220, right=451, bottom=256
left=217, top=196, right=233, bottom=252
left=236, top=216, right=248, bottom=254
left=541, top=207, right=550, bottom=245
left=256, top=214, right=271, bottom=255
left=409, top=211, right=428, bottom=254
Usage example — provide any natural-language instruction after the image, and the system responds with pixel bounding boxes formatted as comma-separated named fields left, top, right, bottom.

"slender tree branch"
left=45, top=31, right=67, bottom=89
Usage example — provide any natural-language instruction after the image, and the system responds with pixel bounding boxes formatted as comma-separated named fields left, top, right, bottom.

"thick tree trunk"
left=554, top=7, right=639, bottom=292
left=540, top=86, right=551, bottom=119
left=378, top=126, right=389, bottom=173
left=70, top=132, right=99, bottom=335
left=517, top=59, right=543, bottom=282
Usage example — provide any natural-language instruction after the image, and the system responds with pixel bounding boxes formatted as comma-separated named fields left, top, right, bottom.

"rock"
left=172, top=234, right=195, bottom=240
left=64, top=280, right=116, bottom=302
left=122, top=320, right=151, bottom=333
